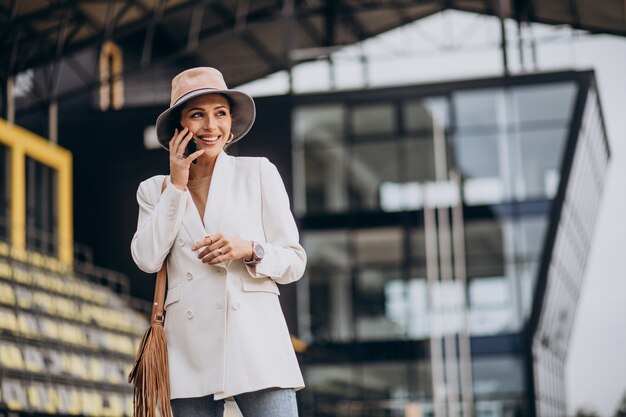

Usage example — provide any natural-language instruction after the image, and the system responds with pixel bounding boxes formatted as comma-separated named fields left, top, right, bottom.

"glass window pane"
left=25, top=157, right=57, bottom=256
left=302, top=147, right=348, bottom=214
left=514, top=128, right=568, bottom=200
left=303, top=361, right=432, bottom=415
left=293, top=104, right=345, bottom=148
left=404, top=138, right=436, bottom=183
left=348, top=142, right=400, bottom=211
left=512, top=82, right=577, bottom=124
left=404, top=97, right=449, bottom=134
left=351, top=103, right=396, bottom=137
left=453, top=133, right=506, bottom=205
left=465, top=220, right=505, bottom=279
left=302, top=231, right=351, bottom=342
left=453, top=88, right=504, bottom=130
left=354, top=227, right=403, bottom=266
left=355, top=266, right=404, bottom=340
left=472, top=356, right=525, bottom=398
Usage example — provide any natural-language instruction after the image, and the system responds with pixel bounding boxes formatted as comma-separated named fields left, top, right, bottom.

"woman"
left=131, top=67, right=306, bottom=417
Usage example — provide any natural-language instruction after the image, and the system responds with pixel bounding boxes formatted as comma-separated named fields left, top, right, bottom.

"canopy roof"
left=1, top=0, right=625, bottom=85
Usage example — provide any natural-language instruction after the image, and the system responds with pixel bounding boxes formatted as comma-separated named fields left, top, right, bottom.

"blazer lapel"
left=181, top=194, right=206, bottom=244
left=203, top=151, right=235, bottom=235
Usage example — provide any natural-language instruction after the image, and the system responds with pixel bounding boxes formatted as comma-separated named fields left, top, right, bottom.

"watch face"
left=254, top=243, right=265, bottom=259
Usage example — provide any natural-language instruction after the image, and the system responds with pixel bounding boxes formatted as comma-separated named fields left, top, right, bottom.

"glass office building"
left=288, top=71, right=609, bottom=417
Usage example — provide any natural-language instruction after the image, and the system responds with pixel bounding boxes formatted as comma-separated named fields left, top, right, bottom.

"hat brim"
left=155, top=88, right=256, bottom=150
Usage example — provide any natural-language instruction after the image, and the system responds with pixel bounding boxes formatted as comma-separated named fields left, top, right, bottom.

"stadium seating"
left=0, top=246, right=145, bottom=417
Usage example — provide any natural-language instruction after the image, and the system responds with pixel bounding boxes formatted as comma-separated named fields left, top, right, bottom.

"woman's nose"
left=203, top=116, right=217, bottom=130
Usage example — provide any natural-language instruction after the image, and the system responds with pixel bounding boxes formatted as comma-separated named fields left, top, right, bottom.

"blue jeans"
left=170, top=388, right=299, bottom=417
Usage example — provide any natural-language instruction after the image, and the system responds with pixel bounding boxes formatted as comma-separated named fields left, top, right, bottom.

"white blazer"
left=130, top=151, right=306, bottom=400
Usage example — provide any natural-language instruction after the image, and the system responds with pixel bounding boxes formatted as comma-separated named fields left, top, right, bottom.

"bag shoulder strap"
left=151, top=177, right=169, bottom=324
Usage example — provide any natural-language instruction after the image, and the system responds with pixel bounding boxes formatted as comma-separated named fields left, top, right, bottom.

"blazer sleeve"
left=245, top=158, right=307, bottom=285
left=130, top=176, right=190, bottom=273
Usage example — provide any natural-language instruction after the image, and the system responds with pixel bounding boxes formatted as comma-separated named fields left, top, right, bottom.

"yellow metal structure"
left=0, top=119, right=73, bottom=265
left=99, top=40, right=124, bottom=111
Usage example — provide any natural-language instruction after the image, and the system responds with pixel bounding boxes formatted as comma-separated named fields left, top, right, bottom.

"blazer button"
left=186, top=310, right=193, bottom=319
left=232, top=302, right=240, bottom=311
left=186, top=272, right=193, bottom=281
left=177, top=238, right=185, bottom=247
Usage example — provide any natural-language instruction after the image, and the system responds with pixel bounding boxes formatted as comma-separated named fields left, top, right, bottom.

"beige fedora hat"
left=155, top=67, right=256, bottom=149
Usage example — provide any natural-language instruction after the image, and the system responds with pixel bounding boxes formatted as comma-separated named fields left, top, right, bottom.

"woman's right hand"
left=169, top=127, right=204, bottom=190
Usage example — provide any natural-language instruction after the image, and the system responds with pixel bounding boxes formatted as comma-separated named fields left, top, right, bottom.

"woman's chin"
left=196, top=146, right=223, bottom=161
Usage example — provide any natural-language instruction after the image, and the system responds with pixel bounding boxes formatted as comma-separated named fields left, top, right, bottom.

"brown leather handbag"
left=128, top=179, right=172, bottom=417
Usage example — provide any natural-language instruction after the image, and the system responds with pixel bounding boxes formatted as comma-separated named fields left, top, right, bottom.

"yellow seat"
left=0, top=281, right=15, bottom=305
left=104, top=361, right=124, bottom=384
left=0, top=260, right=12, bottom=278
left=105, top=333, right=135, bottom=355
left=15, top=286, right=33, bottom=309
left=103, top=393, right=125, bottom=417
left=10, top=247, right=27, bottom=262
left=0, top=241, right=10, bottom=256
left=88, top=357, right=105, bottom=381
left=40, top=318, right=59, bottom=339
left=26, top=384, right=42, bottom=411
left=0, top=343, right=25, bottom=370
left=62, top=353, right=88, bottom=378
left=23, top=346, right=45, bottom=373
left=81, top=390, right=104, bottom=416
left=58, top=322, right=87, bottom=346
left=17, top=312, right=40, bottom=339
left=56, top=297, right=78, bottom=320
left=0, top=308, right=18, bottom=332
left=33, top=291, right=54, bottom=314
left=13, top=266, right=31, bottom=284
left=46, top=350, right=64, bottom=375
left=58, top=386, right=82, bottom=415
left=2, top=379, right=27, bottom=411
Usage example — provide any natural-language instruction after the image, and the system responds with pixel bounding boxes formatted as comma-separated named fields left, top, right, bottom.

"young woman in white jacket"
left=131, top=67, right=306, bottom=417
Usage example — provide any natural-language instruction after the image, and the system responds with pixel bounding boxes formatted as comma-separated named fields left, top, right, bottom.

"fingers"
left=188, top=149, right=205, bottom=162
left=199, top=243, right=230, bottom=264
left=177, top=131, right=194, bottom=156
left=168, top=127, right=185, bottom=156
left=192, top=233, right=236, bottom=264
left=168, top=127, right=193, bottom=160
left=192, top=233, right=220, bottom=251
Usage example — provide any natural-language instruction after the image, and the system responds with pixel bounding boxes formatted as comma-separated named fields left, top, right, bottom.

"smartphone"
left=184, top=137, right=197, bottom=157
left=177, top=124, right=198, bottom=163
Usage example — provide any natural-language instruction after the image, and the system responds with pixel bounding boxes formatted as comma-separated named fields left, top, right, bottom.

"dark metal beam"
left=336, top=0, right=370, bottom=43
left=141, top=0, right=166, bottom=66
left=210, top=0, right=283, bottom=72
left=568, top=0, right=581, bottom=30
left=296, top=15, right=323, bottom=45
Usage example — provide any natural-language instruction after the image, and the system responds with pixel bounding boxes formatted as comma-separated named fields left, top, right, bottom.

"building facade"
left=288, top=71, right=609, bottom=417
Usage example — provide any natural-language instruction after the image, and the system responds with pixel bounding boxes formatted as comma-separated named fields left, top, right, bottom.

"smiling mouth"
left=195, top=135, right=220, bottom=143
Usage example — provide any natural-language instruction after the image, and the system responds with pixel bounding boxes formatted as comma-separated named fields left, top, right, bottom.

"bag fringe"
left=128, top=322, right=172, bottom=417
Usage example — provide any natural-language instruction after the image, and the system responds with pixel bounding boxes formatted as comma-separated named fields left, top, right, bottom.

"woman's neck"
left=189, top=153, right=219, bottom=180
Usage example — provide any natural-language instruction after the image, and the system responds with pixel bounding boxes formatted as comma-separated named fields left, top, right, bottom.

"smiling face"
left=179, top=93, right=233, bottom=162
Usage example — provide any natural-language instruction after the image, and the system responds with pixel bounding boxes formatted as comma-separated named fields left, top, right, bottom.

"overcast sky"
left=240, top=10, right=626, bottom=415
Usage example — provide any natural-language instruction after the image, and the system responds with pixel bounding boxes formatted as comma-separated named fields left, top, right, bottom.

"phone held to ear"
left=184, top=139, right=197, bottom=158
left=177, top=124, right=198, bottom=163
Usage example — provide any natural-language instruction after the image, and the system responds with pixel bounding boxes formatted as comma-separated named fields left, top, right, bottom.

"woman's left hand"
left=192, top=233, right=254, bottom=265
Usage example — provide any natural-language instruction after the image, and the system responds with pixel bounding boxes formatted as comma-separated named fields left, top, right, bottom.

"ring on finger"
left=206, top=234, right=214, bottom=244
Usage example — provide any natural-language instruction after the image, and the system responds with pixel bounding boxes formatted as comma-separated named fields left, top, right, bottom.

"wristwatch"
left=244, top=241, right=265, bottom=266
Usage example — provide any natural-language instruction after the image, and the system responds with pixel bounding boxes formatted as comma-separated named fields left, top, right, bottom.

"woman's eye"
left=216, top=111, right=226, bottom=117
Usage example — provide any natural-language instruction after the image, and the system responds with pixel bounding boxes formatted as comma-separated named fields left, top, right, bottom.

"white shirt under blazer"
left=131, top=151, right=306, bottom=400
